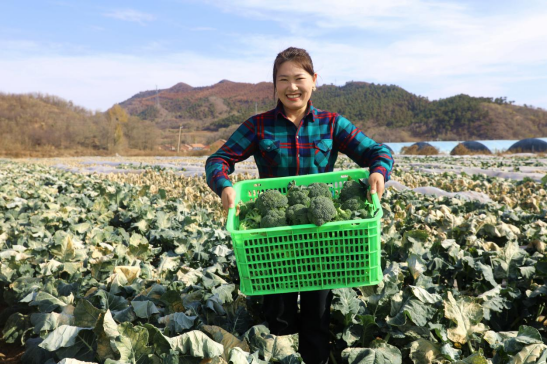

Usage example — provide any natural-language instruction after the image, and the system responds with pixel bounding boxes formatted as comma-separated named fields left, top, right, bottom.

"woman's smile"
left=286, top=93, right=301, bottom=101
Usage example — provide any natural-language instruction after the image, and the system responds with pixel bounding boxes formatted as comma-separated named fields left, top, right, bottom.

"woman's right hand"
left=221, top=186, right=236, bottom=213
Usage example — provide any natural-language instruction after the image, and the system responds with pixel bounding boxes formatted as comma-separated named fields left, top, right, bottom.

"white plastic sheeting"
left=385, top=181, right=492, bottom=203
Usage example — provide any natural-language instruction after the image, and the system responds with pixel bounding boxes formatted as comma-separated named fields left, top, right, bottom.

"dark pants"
left=262, top=289, right=333, bottom=364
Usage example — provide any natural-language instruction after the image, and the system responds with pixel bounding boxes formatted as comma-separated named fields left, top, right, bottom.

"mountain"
left=123, top=80, right=547, bottom=141
left=0, top=93, right=160, bottom=157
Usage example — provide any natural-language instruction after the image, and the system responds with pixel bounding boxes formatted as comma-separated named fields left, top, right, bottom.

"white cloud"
left=2, top=1, right=547, bottom=110
left=103, top=9, right=156, bottom=25
left=0, top=52, right=272, bottom=111
left=208, top=0, right=475, bottom=33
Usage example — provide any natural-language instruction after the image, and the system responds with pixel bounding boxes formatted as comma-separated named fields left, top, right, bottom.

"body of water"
left=385, top=137, right=547, bottom=154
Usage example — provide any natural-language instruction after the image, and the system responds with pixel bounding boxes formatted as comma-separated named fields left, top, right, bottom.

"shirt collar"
left=274, top=99, right=318, bottom=123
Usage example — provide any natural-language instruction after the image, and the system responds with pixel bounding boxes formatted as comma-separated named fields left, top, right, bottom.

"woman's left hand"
left=368, top=172, right=385, bottom=202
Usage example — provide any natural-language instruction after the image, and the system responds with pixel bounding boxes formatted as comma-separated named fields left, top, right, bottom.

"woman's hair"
left=273, top=47, right=315, bottom=99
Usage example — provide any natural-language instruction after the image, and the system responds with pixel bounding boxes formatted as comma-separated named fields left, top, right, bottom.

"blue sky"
left=1, top=0, right=547, bottom=111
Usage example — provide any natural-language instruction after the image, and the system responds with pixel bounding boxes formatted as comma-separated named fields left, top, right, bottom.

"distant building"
left=190, top=143, right=208, bottom=150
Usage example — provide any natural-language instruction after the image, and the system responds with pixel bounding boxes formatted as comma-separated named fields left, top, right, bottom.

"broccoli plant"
left=287, top=185, right=311, bottom=206
left=308, top=182, right=332, bottom=199
left=255, top=189, right=288, bottom=215
left=286, top=204, right=310, bottom=225
left=260, top=209, right=287, bottom=228
left=339, top=180, right=367, bottom=202
left=307, top=196, right=337, bottom=226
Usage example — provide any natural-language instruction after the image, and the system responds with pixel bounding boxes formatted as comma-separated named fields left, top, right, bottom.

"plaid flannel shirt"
left=205, top=100, right=394, bottom=197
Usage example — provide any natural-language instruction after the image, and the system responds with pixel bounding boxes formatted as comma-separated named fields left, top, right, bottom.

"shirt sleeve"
left=333, top=115, right=394, bottom=181
left=205, top=119, right=258, bottom=197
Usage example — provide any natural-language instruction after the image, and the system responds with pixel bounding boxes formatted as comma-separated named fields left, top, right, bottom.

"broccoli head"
left=255, top=189, right=288, bottom=216
left=238, top=200, right=256, bottom=219
left=339, top=180, right=367, bottom=202
left=341, top=198, right=364, bottom=211
left=238, top=208, right=261, bottom=230
left=308, top=182, right=332, bottom=199
left=352, top=208, right=371, bottom=220
left=287, top=185, right=310, bottom=206
left=307, top=196, right=337, bottom=226
left=286, top=204, right=310, bottom=225
left=260, top=209, right=287, bottom=228
left=239, top=217, right=259, bottom=230
left=245, top=208, right=261, bottom=224
left=335, top=206, right=352, bottom=221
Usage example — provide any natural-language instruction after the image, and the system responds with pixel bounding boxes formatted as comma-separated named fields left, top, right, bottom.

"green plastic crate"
left=226, top=169, right=383, bottom=296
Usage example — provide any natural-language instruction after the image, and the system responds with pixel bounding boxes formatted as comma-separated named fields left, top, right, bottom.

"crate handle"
left=371, top=191, right=381, bottom=217
left=227, top=206, right=237, bottom=231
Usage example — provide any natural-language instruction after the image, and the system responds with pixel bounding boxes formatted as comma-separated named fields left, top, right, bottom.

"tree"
left=106, top=104, right=129, bottom=152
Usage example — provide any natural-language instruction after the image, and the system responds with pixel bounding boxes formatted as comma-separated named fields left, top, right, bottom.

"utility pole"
left=255, top=102, right=257, bottom=115
left=177, top=126, right=182, bottom=153
left=155, top=85, right=159, bottom=107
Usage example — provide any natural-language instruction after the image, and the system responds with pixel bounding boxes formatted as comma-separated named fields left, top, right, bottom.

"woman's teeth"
left=287, top=94, right=301, bottom=98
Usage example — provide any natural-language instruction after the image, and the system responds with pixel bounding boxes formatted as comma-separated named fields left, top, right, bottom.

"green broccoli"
left=260, top=209, right=287, bottom=228
left=238, top=200, right=256, bottom=219
left=335, top=206, right=352, bottom=221
left=239, top=217, right=259, bottom=230
left=352, top=208, right=371, bottom=220
left=341, top=198, right=364, bottom=211
left=287, top=185, right=310, bottom=206
left=245, top=208, right=261, bottom=224
left=238, top=207, right=261, bottom=230
left=308, top=182, right=332, bottom=199
left=339, top=180, right=367, bottom=202
left=286, top=204, right=310, bottom=225
left=307, top=196, right=337, bottom=226
left=255, top=189, right=288, bottom=216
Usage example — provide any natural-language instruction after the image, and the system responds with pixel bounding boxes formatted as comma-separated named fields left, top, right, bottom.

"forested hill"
left=120, top=80, right=547, bottom=141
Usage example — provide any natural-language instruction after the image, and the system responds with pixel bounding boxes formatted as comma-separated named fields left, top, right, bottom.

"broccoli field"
left=0, top=155, right=546, bottom=364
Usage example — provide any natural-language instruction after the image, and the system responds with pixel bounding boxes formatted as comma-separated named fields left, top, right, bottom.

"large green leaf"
left=159, top=312, right=197, bottom=335
left=341, top=341, right=402, bottom=364
left=39, top=325, right=92, bottom=352
left=332, top=288, right=363, bottom=325
left=131, top=300, right=160, bottom=319
left=93, top=310, right=119, bottom=363
left=244, top=325, right=298, bottom=362
left=109, top=323, right=152, bottom=364
left=387, top=289, right=438, bottom=327
left=511, top=344, right=547, bottom=364
left=74, top=299, right=104, bottom=327
left=2, top=312, right=30, bottom=344
left=166, top=330, right=224, bottom=359
left=31, top=308, right=74, bottom=333
left=24, top=291, right=67, bottom=312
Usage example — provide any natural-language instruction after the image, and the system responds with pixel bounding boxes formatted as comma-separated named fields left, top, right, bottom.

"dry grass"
left=450, top=144, right=492, bottom=156
left=400, top=145, right=440, bottom=155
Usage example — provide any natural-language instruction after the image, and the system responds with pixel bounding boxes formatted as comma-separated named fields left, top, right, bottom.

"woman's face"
left=276, top=61, right=317, bottom=114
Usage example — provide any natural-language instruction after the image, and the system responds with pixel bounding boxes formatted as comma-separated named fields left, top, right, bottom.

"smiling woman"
left=204, top=46, right=394, bottom=364
left=273, top=48, right=317, bottom=126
